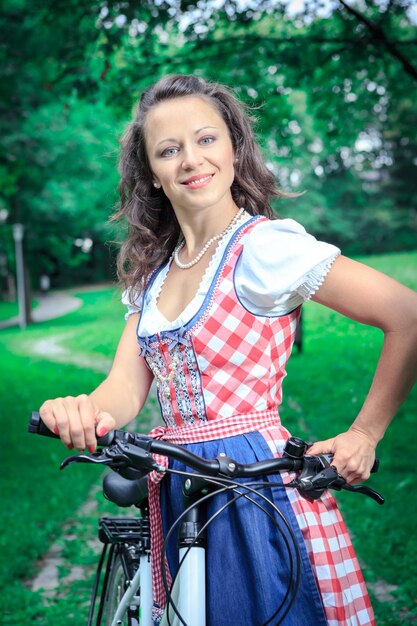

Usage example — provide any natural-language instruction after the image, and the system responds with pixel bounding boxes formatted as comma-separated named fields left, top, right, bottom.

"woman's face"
left=145, top=96, right=237, bottom=215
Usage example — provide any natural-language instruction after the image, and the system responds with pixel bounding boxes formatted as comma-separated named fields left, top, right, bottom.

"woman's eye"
left=200, top=136, right=215, bottom=145
left=161, top=147, right=179, bottom=157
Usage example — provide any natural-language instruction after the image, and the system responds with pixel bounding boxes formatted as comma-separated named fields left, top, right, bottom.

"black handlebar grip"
left=96, top=430, right=115, bottom=446
left=28, top=411, right=115, bottom=446
left=28, top=411, right=59, bottom=438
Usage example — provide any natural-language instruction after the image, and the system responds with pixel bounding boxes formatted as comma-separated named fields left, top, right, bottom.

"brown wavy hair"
left=113, top=74, right=284, bottom=291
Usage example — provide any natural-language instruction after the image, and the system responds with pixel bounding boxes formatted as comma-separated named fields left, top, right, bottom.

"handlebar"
left=28, top=411, right=384, bottom=505
left=28, top=411, right=116, bottom=447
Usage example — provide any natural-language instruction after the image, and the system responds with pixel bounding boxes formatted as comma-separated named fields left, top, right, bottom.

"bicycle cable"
left=162, top=477, right=298, bottom=626
left=160, top=467, right=301, bottom=626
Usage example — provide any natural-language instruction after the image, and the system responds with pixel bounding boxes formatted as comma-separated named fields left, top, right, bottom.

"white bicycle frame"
left=108, top=553, right=152, bottom=626
left=162, top=545, right=206, bottom=626
left=109, top=541, right=206, bottom=626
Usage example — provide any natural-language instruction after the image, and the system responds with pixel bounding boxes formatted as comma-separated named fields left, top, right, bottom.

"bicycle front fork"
left=162, top=477, right=208, bottom=626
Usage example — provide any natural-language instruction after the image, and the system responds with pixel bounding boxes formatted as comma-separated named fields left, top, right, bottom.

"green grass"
left=0, top=299, right=38, bottom=322
left=0, top=253, right=416, bottom=625
left=0, top=300, right=19, bottom=320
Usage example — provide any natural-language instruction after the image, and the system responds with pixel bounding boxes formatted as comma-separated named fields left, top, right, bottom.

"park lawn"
left=0, top=252, right=416, bottom=625
left=0, top=300, right=19, bottom=320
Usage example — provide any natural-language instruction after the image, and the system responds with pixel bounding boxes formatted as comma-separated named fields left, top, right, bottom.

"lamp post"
left=12, top=223, right=28, bottom=329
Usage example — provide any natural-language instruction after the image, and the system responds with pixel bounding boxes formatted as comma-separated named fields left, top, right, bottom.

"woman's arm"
left=39, top=314, right=154, bottom=452
left=308, top=255, right=417, bottom=483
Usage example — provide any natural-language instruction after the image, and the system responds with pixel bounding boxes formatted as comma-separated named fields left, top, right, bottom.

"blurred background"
left=1, top=0, right=416, bottom=304
left=1, top=1, right=416, bottom=625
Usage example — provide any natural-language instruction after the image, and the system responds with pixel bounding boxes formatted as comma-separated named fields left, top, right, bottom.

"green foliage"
left=18, top=98, right=123, bottom=286
left=0, top=0, right=416, bottom=290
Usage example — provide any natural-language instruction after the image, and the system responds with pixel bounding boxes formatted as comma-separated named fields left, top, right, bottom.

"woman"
left=40, top=74, right=417, bottom=625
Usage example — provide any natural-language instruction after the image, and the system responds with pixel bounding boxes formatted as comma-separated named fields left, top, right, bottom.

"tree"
left=1, top=0, right=416, bottom=295
left=0, top=0, right=172, bottom=292
left=97, top=1, right=417, bottom=249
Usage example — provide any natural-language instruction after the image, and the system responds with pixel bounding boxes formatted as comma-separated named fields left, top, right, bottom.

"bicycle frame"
left=108, top=550, right=153, bottom=626
left=161, top=531, right=206, bottom=625
left=162, top=481, right=209, bottom=626
left=91, top=514, right=153, bottom=626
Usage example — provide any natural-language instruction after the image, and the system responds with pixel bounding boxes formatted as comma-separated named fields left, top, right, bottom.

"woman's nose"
left=181, top=144, right=203, bottom=170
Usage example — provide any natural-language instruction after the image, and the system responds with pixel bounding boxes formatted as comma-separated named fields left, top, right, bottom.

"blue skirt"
left=160, top=431, right=328, bottom=626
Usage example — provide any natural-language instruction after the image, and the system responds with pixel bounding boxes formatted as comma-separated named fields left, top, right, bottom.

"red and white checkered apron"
left=139, top=217, right=375, bottom=625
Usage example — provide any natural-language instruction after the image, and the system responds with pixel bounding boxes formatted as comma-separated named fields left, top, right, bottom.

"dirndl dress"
left=130, top=214, right=376, bottom=626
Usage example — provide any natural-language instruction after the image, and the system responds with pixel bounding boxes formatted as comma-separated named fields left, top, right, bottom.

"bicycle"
left=28, top=412, right=384, bottom=626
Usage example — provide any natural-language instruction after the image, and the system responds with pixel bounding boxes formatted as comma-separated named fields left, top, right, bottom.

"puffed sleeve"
left=121, top=287, right=143, bottom=320
left=235, top=218, right=341, bottom=316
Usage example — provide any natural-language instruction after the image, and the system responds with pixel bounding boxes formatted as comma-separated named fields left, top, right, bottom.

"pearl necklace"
left=174, top=207, right=245, bottom=270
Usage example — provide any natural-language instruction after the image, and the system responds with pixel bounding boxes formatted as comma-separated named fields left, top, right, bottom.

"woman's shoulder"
left=242, top=216, right=338, bottom=258
left=245, top=216, right=313, bottom=243
left=235, top=216, right=341, bottom=315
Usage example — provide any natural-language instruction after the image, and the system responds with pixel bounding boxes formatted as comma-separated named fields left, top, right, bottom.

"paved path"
left=0, top=292, right=83, bottom=329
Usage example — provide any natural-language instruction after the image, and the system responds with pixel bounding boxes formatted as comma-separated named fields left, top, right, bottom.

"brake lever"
left=289, top=453, right=385, bottom=505
left=315, top=459, right=385, bottom=504
left=59, top=441, right=163, bottom=474
left=117, top=442, right=165, bottom=472
left=60, top=452, right=120, bottom=470
left=288, top=455, right=335, bottom=500
left=60, top=442, right=136, bottom=471
left=338, top=482, right=385, bottom=505
left=310, top=465, right=385, bottom=505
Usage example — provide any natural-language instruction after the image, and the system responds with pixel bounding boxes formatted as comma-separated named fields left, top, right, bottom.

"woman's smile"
left=181, top=173, right=214, bottom=189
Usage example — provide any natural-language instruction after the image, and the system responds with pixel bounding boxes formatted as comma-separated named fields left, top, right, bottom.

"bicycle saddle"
left=103, top=471, right=149, bottom=507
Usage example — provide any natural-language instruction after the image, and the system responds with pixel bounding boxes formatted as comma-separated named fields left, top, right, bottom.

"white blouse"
left=122, top=212, right=340, bottom=335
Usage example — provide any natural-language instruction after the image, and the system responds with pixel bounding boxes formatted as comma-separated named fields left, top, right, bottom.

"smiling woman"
left=38, top=74, right=417, bottom=626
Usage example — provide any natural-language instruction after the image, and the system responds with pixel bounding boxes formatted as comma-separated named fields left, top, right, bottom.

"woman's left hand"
left=307, top=429, right=377, bottom=484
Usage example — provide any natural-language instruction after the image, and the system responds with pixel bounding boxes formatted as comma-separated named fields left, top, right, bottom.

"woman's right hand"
left=39, top=394, right=116, bottom=452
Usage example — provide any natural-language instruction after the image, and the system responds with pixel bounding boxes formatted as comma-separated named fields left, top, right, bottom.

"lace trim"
left=296, top=252, right=341, bottom=301
left=122, top=287, right=144, bottom=320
